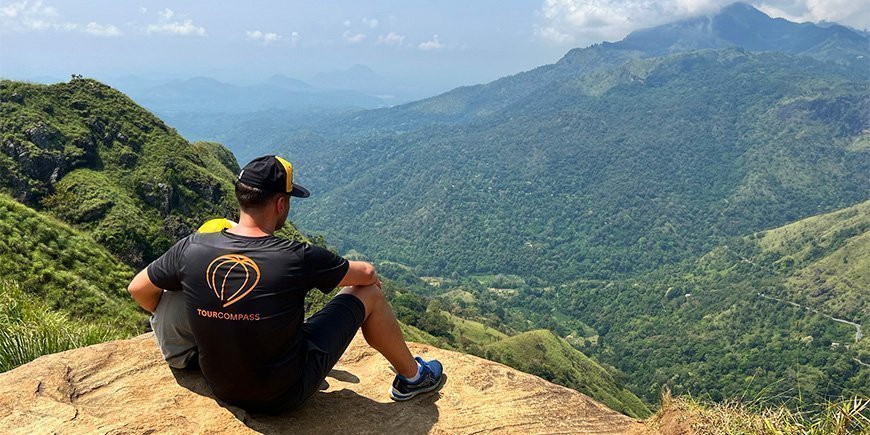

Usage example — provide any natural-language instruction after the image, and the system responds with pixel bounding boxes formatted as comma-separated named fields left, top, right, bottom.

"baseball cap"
left=237, top=155, right=310, bottom=198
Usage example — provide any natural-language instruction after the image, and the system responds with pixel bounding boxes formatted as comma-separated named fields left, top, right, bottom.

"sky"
left=1, top=0, right=867, bottom=93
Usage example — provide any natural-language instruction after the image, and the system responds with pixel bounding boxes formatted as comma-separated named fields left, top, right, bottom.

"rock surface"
left=0, top=333, right=645, bottom=434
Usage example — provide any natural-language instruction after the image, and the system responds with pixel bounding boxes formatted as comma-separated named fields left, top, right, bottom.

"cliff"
left=0, top=333, right=645, bottom=434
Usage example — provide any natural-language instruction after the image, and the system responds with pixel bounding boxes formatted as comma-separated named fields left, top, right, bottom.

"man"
left=127, top=155, right=444, bottom=412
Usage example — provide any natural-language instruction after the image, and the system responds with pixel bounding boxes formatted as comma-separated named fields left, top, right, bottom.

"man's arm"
left=337, top=260, right=381, bottom=288
left=127, top=268, right=163, bottom=313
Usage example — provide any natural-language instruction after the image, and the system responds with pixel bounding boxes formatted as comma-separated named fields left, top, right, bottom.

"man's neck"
left=227, top=213, right=274, bottom=237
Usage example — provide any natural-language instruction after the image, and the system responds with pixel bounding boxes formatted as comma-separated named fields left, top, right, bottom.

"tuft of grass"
left=653, top=387, right=870, bottom=434
left=0, top=279, right=125, bottom=372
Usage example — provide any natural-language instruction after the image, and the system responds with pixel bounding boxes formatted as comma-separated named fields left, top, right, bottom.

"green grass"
left=484, top=329, right=652, bottom=418
left=653, top=388, right=869, bottom=434
left=0, top=193, right=143, bottom=329
left=756, top=200, right=869, bottom=324
left=0, top=279, right=128, bottom=372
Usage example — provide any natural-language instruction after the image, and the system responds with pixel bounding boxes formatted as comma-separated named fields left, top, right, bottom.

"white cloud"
left=1, top=0, right=57, bottom=30
left=144, top=7, right=206, bottom=36
left=83, top=21, right=121, bottom=36
left=139, top=6, right=147, bottom=14
left=418, top=34, right=443, bottom=50
left=535, top=0, right=734, bottom=45
left=377, top=31, right=406, bottom=46
left=342, top=19, right=351, bottom=27
left=158, top=8, right=174, bottom=20
left=342, top=30, right=366, bottom=43
left=759, top=0, right=869, bottom=29
left=246, top=29, right=283, bottom=45
left=0, top=1, right=121, bottom=36
left=147, top=18, right=206, bottom=36
left=362, top=17, right=379, bottom=28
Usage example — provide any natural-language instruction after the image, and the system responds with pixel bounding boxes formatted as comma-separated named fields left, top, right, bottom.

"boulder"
left=0, top=333, right=645, bottom=434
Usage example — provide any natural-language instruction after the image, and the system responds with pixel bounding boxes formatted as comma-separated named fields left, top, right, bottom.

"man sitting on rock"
left=127, top=155, right=445, bottom=412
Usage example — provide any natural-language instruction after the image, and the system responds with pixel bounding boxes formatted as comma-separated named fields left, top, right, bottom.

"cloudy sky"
left=1, top=0, right=867, bottom=92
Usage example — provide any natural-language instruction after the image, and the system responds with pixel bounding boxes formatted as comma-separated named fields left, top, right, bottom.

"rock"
left=0, top=333, right=644, bottom=434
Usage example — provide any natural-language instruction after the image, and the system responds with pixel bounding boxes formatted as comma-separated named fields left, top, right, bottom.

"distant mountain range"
left=267, top=3, right=867, bottom=282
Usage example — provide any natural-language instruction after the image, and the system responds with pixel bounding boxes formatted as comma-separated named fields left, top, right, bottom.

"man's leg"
left=150, top=290, right=197, bottom=369
left=338, top=284, right=418, bottom=378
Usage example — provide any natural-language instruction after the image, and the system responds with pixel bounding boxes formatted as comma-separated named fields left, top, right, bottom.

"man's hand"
left=127, top=268, right=164, bottom=313
left=338, top=261, right=379, bottom=288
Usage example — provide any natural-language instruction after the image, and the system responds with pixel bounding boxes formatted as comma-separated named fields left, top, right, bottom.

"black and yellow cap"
left=237, top=155, right=310, bottom=198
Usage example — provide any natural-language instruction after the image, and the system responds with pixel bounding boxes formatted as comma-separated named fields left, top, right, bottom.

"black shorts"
left=280, top=293, right=366, bottom=411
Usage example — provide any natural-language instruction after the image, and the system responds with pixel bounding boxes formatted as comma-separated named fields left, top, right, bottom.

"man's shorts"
left=152, top=291, right=366, bottom=412
left=284, top=293, right=366, bottom=410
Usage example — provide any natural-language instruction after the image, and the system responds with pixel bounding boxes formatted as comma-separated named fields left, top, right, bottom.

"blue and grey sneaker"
left=389, top=356, right=445, bottom=401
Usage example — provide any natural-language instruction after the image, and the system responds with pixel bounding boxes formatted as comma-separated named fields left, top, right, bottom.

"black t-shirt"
left=147, top=229, right=348, bottom=406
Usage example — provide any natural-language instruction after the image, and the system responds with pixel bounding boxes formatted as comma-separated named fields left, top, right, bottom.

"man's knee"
left=338, top=284, right=385, bottom=317
left=151, top=290, right=197, bottom=369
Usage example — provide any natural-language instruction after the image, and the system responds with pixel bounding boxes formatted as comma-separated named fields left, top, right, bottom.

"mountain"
left=0, top=78, right=242, bottom=266
left=0, top=332, right=644, bottom=434
left=283, top=47, right=867, bottom=282
left=0, top=79, right=650, bottom=418
left=614, top=2, right=868, bottom=65
left=264, top=74, right=317, bottom=92
left=309, top=64, right=385, bottom=91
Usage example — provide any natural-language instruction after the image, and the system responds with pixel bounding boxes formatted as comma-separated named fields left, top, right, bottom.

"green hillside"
left=0, top=194, right=145, bottom=371
left=485, top=330, right=652, bottom=418
left=491, top=201, right=869, bottom=408
left=0, top=78, right=240, bottom=266
left=755, top=200, right=868, bottom=324
left=0, top=193, right=141, bottom=328
left=282, top=47, right=867, bottom=283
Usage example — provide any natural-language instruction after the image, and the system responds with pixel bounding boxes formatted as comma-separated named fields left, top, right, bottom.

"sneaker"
left=389, top=356, right=445, bottom=401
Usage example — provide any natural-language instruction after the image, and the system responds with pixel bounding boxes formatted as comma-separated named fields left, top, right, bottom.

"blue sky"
left=1, top=1, right=867, bottom=91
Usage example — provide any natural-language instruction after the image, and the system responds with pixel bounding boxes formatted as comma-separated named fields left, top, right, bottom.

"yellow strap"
left=274, top=156, right=294, bottom=193
left=198, top=218, right=237, bottom=233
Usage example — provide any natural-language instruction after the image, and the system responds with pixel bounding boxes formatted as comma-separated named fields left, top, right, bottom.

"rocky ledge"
left=0, top=333, right=643, bottom=434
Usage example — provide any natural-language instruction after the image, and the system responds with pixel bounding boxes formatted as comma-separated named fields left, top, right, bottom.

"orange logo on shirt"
left=206, top=254, right=261, bottom=308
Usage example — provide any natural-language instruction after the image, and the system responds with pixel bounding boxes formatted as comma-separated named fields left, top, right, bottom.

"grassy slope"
left=756, top=200, right=868, bottom=323
left=0, top=194, right=144, bottom=371
left=0, top=79, right=240, bottom=267
left=484, top=329, right=651, bottom=418
left=0, top=193, right=142, bottom=329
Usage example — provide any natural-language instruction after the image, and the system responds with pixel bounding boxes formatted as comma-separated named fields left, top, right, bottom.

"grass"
left=651, top=387, right=869, bottom=434
left=484, top=329, right=652, bottom=418
left=0, top=279, right=127, bottom=372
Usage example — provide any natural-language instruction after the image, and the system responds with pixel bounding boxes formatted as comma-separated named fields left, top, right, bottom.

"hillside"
left=490, top=201, right=869, bottom=407
left=381, top=282, right=650, bottom=417
left=0, top=333, right=644, bottom=434
left=266, top=6, right=869, bottom=283
left=754, top=200, right=868, bottom=324
left=0, top=193, right=140, bottom=328
left=485, top=330, right=651, bottom=418
left=0, top=78, right=241, bottom=266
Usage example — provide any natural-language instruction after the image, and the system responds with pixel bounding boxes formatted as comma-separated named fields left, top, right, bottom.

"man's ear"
left=276, top=194, right=289, bottom=213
